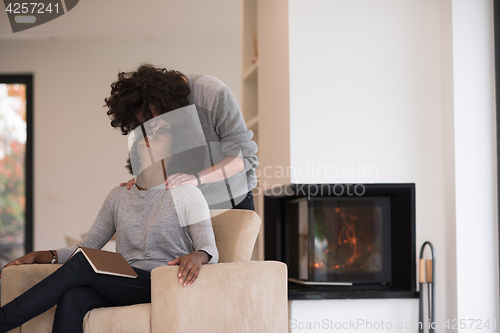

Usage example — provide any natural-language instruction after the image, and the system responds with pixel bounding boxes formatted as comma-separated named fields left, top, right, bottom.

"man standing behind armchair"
left=105, top=64, right=259, bottom=210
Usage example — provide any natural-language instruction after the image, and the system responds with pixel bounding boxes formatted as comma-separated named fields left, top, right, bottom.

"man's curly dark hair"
left=104, top=63, right=191, bottom=135
left=125, top=112, right=209, bottom=177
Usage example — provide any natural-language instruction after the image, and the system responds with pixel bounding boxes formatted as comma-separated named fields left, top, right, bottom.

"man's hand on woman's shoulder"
left=120, top=173, right=199, bottom=190
left=120, top=178, right=136, bottom=190
left=165, top=173, right=198, bottom=189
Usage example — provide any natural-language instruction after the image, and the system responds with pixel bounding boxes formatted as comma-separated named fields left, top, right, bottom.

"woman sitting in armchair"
left=0, top=85, right=218, bottom=333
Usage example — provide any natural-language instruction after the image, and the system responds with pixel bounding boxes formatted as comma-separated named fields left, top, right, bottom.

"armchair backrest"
left=209, top=209, right=261, bottom=263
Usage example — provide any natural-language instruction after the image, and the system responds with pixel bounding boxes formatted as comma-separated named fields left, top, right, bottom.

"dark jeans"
left=233, top=191, right=255, bottom=211
left=208, top=191, right=255, bottom=211
left=0, top=252, right=151, bottom=333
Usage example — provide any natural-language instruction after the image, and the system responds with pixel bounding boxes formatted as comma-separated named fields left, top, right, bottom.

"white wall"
left=289, top=0, right=442, bottom=185
left=441, top=0, right=459, bottom=326
left=288, top=0, right=444, bottom=329
left=0, top=39, right=240, bottom=251
left=287, top=0, right=498, bottom=332
left=290, top=299, right=418, bottom=332
left=451, top=0, right=499, bottom=330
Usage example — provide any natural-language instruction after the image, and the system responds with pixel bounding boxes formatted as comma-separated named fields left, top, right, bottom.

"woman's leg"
left=0, top=252, right=151, bottom=332
left=52, top=286, right=112, bottom=333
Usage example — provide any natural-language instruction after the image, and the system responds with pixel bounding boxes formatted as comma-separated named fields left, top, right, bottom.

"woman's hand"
left=165, top=173, right=198, bottom=189
left=166, top=251, right=210, bottom=286
left=1, top=251, right=56, bottom=278
left=120, top=178, right=136, bottom=190
left=1, top=251, right=56, bottom=277
left=4, top=252, right=38, bottom=269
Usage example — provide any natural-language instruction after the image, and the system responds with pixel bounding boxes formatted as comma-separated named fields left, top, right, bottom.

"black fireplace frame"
left=264, top=183, right=418, bottom=299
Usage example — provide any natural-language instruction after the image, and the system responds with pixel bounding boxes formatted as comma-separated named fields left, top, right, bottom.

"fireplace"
left=264, top=184, right=417, bottom=299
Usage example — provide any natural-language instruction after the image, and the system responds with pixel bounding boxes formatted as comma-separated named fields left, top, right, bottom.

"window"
left=0, top=75, right=33, bottom=267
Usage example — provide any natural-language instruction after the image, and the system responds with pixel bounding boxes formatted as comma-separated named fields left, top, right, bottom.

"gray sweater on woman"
left=55, top=184, right=219, bottom=272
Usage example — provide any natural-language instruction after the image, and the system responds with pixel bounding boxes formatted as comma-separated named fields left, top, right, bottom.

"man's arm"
left=166, top=85, right=257, bottom=189
left=166, top=155, right=244, bottom=189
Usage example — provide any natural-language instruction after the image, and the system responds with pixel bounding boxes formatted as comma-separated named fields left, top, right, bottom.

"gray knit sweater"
left=184, top=74, right=259, bottom=202
left=55, top=184, right=219, bottom=272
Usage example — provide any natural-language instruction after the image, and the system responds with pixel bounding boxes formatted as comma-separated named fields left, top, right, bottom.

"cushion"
left=210, top=209, right=261, bottom=262
left=83, top=303, right=151, bottom=333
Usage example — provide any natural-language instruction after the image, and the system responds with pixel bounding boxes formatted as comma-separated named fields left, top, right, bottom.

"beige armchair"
left=1, top=209, right=288, bottom=333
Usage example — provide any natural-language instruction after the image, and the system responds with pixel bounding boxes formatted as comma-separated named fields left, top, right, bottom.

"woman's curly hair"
left=104, top=64, right=191, bottom=135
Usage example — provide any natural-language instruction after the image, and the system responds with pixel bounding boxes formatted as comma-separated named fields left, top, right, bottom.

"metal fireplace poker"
left=419, top=241, right=436, bottom=333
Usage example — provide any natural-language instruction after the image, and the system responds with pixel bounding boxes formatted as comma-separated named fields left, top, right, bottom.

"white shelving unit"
left=241, top=0, right=264, bottom=261
left=242, top=0, right=292, bottom=261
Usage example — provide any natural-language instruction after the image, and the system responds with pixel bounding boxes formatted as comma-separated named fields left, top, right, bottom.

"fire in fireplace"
left=285, top=197, right=392, bottom=283
left=265, top=183, right=416, bottom=293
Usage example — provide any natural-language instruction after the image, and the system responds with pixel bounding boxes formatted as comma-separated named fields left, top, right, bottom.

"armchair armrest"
left=151, top=261, right=288, bottom=333
left=1, top=264, right=62, bottom=333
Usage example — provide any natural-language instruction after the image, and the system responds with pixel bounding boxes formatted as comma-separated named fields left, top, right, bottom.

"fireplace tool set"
left=419, top=241, right=436, bottom=333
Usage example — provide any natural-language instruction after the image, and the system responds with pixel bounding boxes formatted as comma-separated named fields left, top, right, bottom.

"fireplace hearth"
left=264, top=183, right=417, bottom=300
